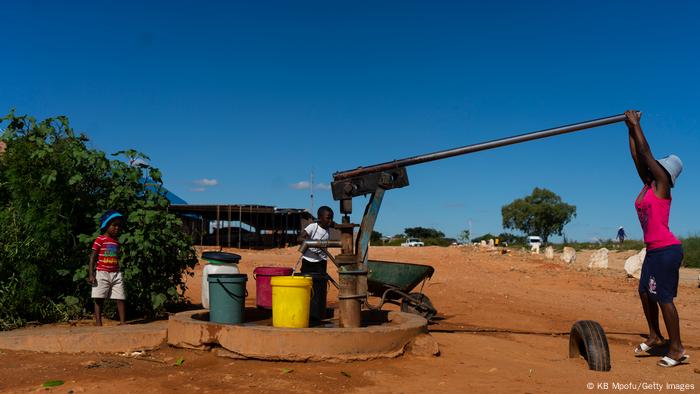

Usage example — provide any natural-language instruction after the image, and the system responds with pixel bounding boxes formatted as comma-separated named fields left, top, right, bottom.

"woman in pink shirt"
left=626, top=110, right=687, bottom=367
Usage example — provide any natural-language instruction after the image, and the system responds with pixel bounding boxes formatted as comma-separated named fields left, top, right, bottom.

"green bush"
left=549, top=237, right=698, bottom=268
left=383, top=237, right=452, bottom=247
left=552, top=239, right=645, bottom=252
left=386, top=238, right=405, bottom=246
left=0, top=112, right=196, bottom=329
left=681, top=235, right=700, bottom=268
left=422, top=237, right=452, bottom=247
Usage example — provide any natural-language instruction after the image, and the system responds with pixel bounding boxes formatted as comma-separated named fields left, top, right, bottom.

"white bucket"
left=202, top=263, right=240, bottom=309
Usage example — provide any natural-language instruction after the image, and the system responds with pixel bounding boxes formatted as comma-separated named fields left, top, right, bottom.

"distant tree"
left=370, top=230, right=384, bottom=246
left=501, top=188, right=576, bottom=243
left=458, top=229, right=471, bottom=243
left=497, top=232, right=525, bottom=245
left=472, top=233, right=497, bottom=243
left=404, top=227, right=444, bottom=239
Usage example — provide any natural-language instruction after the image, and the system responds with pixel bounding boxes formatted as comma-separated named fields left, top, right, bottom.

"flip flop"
left=634, top=341, right=665, bottom=357
left=657, top=354, right=690, bottom=368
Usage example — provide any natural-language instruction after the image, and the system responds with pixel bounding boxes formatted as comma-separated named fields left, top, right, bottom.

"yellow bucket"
left=271, top=276, right=313, bottom=328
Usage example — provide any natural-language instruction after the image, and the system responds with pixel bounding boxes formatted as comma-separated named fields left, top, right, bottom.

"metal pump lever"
left=333, top=113, right=629, bottom=182
left=298, top=240, right=341, bottom=265
left=298, top=240, right=341, bottom=254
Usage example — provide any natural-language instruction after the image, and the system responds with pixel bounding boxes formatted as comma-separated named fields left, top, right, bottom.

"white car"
left=401, top=238, right=424, bottom=247
left=526, top=236, right=543, bottom=247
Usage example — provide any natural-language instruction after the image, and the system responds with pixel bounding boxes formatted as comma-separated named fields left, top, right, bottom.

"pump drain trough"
left=167, top=309, right=431, bottom=362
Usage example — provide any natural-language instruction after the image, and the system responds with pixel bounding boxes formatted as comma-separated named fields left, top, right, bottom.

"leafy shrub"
left=552, top=239, right=645, bottom=252
left=681, top=235, right=700, bottom=268
left=0, top=112, right=196, bottom=329
left=383, top=237, right=452, bottom=247
left=0, top=276, right=25, bottom=330
left=386, top=238, right=405, bottom=246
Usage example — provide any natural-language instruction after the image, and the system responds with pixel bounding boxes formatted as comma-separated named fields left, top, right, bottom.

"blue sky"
left=2, top=1, right=699, bottom=241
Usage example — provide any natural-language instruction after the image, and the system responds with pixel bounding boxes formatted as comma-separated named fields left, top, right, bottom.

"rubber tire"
left=400, top=292, right=436, bottom=320
left=568, top=320, right=611, bottom=371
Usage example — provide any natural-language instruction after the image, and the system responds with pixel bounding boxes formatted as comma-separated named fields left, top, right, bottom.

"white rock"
left=480, top=240, right=486, bottom=247
left=587, top=248, right=609, bottom=269
left=530, top=243, right=540, bottom=254
left=624, top=248, right=646, bottom=279
left=487, top=239, right=495, bottom=248
left=561, top=247, right=576, bottom=264
left=544, top=246, right=554, bottom=259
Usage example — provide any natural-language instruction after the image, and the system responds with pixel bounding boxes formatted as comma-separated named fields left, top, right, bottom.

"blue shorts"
left=638, top=244, right=683, bottom=304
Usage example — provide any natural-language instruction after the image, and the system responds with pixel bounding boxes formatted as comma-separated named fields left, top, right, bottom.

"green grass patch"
left=550, top=239, right=645, bottom=252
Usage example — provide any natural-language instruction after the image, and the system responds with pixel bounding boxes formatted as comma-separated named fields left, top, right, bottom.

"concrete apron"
left=0, top=321, right=167, bottom=353
left=168, top=309, right=436, bottom=362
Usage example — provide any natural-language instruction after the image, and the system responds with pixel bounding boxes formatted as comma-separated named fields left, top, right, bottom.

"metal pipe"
left=333, top=113, right=628, bottom=180
left=297, top=240, right=342, bottom=254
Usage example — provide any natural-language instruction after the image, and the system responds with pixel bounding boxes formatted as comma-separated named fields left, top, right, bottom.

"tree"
left=370, top=230, right=384, bottom=246
left=0, top=111, right=196, bottom=330
left=497, top=232, right=525, bottom=245
left=501, top=188, right=576, bottom=243
left=404, top=227, right=444, bottom=239
left=472, top=233, right=497, bottom=243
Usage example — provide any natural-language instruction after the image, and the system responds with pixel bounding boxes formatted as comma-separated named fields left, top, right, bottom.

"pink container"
left=253, top=266, right=293, bottom=309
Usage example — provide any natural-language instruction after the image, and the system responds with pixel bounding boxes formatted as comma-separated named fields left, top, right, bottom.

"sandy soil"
left=2, top=246, right=699, bottom=393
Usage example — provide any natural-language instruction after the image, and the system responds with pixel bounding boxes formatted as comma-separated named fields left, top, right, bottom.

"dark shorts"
left=639, top=244, right=683, bottom=304
left=301, top=258, right=327, bottom=274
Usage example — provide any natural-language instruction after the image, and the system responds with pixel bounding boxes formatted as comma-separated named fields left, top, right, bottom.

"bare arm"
left=625, top=110, right=671, bottom=198
left=628, top=130, right=651, bottom=184
left=297, top=230, right=309, bottom=243
left=88, top=250, right=98, bottom=285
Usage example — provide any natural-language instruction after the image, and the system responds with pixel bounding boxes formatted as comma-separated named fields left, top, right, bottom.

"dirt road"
left=2, top=246, right=698, bottom=393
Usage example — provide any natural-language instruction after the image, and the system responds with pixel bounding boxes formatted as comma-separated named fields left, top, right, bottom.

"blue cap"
left=100, top=211, right=123, bottom=231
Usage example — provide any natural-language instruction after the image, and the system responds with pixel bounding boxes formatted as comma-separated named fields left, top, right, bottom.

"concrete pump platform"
left=0, top=321, right=167, bottom=353
left=167, top=309, right=436, bottom=362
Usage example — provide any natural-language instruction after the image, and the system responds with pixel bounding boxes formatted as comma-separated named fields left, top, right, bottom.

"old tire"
left=568, top=320, right=611, bottom=371
left=401, top=293, right=436, bottom=320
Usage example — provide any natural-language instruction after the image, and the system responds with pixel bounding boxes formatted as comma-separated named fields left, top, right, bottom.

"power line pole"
left=310, top=168, right=314, bottom=216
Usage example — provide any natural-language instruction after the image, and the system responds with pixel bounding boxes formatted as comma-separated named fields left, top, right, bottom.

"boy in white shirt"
left=298, top=206, right=334, bottom=273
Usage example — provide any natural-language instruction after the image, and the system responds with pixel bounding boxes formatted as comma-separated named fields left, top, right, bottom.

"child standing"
left=298, top=206, right=334, bottom=274
left=89, top=210, right=126, bottom=325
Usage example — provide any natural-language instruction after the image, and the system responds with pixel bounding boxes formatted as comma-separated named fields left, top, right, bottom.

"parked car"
left=526, top=236, right=543, bottom=247
left=401, top=238, right=425, bottom=247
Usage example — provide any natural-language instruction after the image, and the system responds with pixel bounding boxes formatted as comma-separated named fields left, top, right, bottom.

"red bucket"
left=253, top=266, right=293, bottom=309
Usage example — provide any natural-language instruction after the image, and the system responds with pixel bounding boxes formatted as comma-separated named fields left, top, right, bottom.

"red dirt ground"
left=2, top=246, right=699, bottom=393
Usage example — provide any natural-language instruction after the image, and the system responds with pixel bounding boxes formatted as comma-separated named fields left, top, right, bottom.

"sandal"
left=634, top=341, right=665, bottom=357
left=657, top=354, right=689, bottom=368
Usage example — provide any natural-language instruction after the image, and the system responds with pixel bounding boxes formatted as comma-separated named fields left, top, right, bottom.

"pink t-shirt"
left=635, top=183, right=681, bottom=250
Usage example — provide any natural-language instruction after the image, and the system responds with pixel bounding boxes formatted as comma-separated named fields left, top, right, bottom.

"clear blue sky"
left=3, top=1, right=699, bottom=241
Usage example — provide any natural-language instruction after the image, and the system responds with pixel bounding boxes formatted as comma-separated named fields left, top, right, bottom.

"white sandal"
left=634, top=342, right=653, bottom=356
left=657, top=354, right=689, bottom=368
